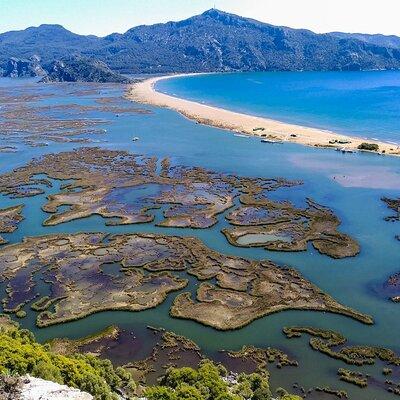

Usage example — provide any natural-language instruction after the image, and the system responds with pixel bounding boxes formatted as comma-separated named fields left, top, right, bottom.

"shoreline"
left=126, top=73, right=400, bottom=157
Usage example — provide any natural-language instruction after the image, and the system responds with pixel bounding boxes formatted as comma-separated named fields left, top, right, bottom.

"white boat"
left=336, top=147, right=355, bottom=154
left=132, top=137, right=140, bottom=141
left=261, top=139, right=283, bottom=144
left=234, top=133, right=250, bottom=138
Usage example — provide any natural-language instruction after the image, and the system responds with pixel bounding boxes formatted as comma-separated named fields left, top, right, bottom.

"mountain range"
left=1, top=9, right=400, bottom=77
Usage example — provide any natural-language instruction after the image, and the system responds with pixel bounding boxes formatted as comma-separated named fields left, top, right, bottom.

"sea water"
left=157, top=71, right=400, bottom=144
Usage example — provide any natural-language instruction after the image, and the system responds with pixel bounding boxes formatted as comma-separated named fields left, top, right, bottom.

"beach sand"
left=127, top=74, right=400, bottom=157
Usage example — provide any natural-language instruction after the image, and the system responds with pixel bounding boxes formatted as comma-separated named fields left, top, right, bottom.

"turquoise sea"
left=0, top=74, right=399, bottom=399
left=157, top=71, right=400, bottom=144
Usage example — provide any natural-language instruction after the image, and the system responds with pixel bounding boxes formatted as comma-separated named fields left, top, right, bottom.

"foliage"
left=357, top=142, right=379, bottom=151
left=1, top=10, right=400, bottom=74
left=145, top=359, right=279, bottom=400
left=0, top=318, right=300, bottom=400
left=0, top=324, right=135, bottom=400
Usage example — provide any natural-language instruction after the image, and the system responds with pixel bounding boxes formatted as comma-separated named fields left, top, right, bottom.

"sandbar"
left=127, top=74, right=400, bottom=157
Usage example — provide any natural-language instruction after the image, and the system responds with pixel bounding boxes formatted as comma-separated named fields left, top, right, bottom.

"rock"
left=18, top=376, right=93, bottom=400
left=2, top=55, right=45, bottom=77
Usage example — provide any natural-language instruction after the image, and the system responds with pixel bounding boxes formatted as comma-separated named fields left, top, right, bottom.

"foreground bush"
left=0, top=322, right=135, bottom=400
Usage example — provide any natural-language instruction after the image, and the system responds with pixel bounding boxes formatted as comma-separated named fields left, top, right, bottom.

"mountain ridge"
left=1, top=9, right=400, bottom=74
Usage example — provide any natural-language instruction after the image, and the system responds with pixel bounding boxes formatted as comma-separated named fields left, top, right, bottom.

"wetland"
left=0, top=76, right=399, bottom=399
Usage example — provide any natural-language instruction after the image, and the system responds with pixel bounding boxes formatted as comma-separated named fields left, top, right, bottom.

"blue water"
left=0, top=76, right=399, bottom=399
left=157, top=71, right=400, bottom=144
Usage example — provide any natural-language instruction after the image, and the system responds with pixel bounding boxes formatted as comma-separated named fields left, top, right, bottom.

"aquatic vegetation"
left=0, top=233, right=371, bottom=329
left=386, top=379, right=400, bottom=396
left=314, top=386, right=348, bottom=398
left=0, top=147, right=298, bottom=229
left=337, top=368, right=368, bottom=388
left=49, top=325, right=120, bottom=356
left=0, top=148, right=358, bottom=259
left=0, top=84, right=151, bottom=148
left=224, top=198, right=359, bottom=259
left=380, top=272, right=400, bottom=303
left=383, top=368, right=393, bottom=375
left=15, top=310, right=26, bottom=318
left=125, top=328, right=203, bottom=384
left=171, top=265, right=372, bottom=329
left=283, top=326, right=400, bottom=366
left=222, top=345, right=298, bottom=370
left=0, top=233, right=188, bottom=326
left=380, top=197, right=400, bottom=302
left=31, top=296, right=54, bottom=311
left=0, top=205, right=24, bottom=244
left=382, top=197, right=400, bottom=222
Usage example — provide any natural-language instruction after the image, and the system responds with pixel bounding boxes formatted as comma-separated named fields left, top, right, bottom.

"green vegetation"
left=15, top=310, right=26, bottom=318
left=315, top=386, right=348, bottom=398
left=383, top=367, right=392, bottom=375
left=31, top=296, right=53, bottom=311
left=225, top=345, right=298, bottom=370
left=0, top=315, right=301, bottom=400
left=145, top=360, right=298, bottom=400
left=283, top=326, right=400, bottom=367
left=0, top=317, right=135, bottom=399
left=357, top=142, right=379, bottom=151
left=337, top=368, right=368, bottom=388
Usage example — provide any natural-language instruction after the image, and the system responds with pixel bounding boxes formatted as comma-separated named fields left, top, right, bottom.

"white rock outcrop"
left=18, top=376, right=93, bottom=400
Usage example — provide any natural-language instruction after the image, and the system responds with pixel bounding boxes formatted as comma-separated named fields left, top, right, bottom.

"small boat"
left=132, top=137, right=139, bottom=141
left=336, top=147, right=355, bottom=154
left=234, top=133, right=250, bottom=138
left=261, top=139, right=283, bottom=144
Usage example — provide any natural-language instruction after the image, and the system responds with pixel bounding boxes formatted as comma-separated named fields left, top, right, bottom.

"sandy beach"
left=127, top=74, right=400, bottom=156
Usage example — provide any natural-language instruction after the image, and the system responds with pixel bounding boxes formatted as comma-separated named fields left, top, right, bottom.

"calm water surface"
left=0, top=75, right=399, bottom=399
left=157, top=71, right=400, bottom=144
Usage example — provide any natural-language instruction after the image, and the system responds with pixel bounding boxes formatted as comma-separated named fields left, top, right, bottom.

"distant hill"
left=1, top=9, right=400, bottom=74
left=331, top=32, right=400, bottom=49
left=0, top=24, right=100, bottom=60
left=40, top=57, right=133, bottom=83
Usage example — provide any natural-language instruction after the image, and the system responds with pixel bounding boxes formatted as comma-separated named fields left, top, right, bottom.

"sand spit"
left=127, top=74, right=400, bottom=157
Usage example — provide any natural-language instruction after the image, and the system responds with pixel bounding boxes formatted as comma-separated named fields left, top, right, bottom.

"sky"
left=0, top=0, right=399, bottom=37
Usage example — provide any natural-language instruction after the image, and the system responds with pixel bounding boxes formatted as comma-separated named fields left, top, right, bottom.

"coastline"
left=126, top=74, right=400, bottom=157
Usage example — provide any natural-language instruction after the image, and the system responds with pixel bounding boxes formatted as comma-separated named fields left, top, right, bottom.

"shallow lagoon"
left=236, top=233, right=292, bottom=245
left=0, top=76, right=399, bottom=398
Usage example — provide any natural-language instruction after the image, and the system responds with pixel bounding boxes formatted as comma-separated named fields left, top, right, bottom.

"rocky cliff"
left=0, top=375, right=93, bottom=400
left=2, top=55, right=45, bottom=77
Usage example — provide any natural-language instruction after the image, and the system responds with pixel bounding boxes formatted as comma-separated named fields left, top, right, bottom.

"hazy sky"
left=0, top=0, right=399, bottom=36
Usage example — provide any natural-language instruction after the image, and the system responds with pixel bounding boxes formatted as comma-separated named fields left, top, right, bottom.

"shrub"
left=357, top=142, right=379, bottom=151
left=146, top=359, right=271, bottom=400
left=0, top=325, right=135, bottom=400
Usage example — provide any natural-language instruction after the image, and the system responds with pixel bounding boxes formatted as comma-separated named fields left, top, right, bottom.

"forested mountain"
left=1, top=9, right=400, bottom=75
